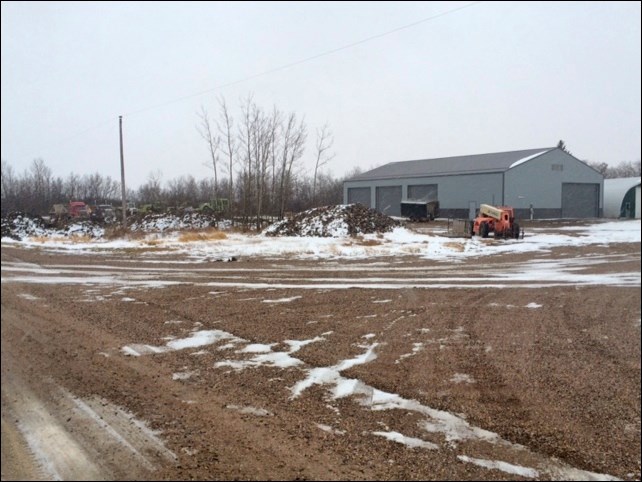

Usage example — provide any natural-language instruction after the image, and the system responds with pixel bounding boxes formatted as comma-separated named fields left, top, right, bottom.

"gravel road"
left=1, top=237, right=640, bottom=480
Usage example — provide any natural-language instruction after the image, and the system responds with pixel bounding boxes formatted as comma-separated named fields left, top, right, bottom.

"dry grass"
left=116, top=246, right=176, bottom=255
left=356, top=238, right=383, bottom=247
left=444, top=241, right=465, bottom=252
left=343, top=237, right=383, bottom=247
left=225, top=224, right=257, bottom=234
left=69, top=235, right=93, bottom=243
left=28, top=236, right=53, bottom=243
left=126, top=230, right=151, bottom=240
left=103, top=226, right=130, bottom=240
left=29, top=235, right=93, bottom=244
left=178, top=229, right=228, bottom=243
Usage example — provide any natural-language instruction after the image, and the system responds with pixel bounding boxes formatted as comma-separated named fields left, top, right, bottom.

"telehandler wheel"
left=513, top=222, right=521, bottom=239
left=480, top=222, right=489, bottom=238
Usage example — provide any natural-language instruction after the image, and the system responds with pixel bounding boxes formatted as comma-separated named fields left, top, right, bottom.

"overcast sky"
left=2, top=1, right=640, bottom=188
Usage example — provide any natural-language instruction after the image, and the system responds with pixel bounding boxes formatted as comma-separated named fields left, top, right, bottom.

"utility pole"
left=119, top=115, right=127, bottom=227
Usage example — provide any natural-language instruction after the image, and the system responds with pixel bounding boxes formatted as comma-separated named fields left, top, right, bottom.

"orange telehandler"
left=471, top=204, right=522, bottom=239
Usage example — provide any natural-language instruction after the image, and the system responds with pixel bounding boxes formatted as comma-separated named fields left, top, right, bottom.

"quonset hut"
left=603, top=177, right=641, bottom=219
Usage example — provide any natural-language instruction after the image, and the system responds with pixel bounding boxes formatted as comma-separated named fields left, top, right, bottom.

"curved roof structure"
left=603, top=177, right=641, bottom=218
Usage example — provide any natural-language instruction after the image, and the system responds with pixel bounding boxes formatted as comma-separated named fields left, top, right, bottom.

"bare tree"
left=198, top=177, right=215, bottom=203
left=586, top=159, right=641, bottom=178
left=586, top=161, right=609, bottom=177
left=254, top=107, right=279, bottom=228
left=64, top=172, right=81, bottom=202
left=85, top=173, right=105, bottom=203
left=238, top=96, right=254, bottom=220
left=1, top=159, right=17, bottom=214
left=277, top=113, right=307, bottom=218
left=312, top=124, right=335, bottom=205
left=103, top=176, right=121, bottom=201
left=270, top=119, right=279, bottom=215
left=1, top=98, right=338, bottom=220
left=197, top=106, right=221, bottom=200
left=184, top=175, right=199, bottom=207
left=313, top=171, right=343, bottom=207
left=30, top=158, right=52, bottom=213
left=166, top=177, right=186, bottom=208
left=611, top=159, right=641, bottom=178
left=236, top=99, right=279, bottom=228
left=217, top=97, right=236, bottom=214
left=50, top=176, right=65, bottom=205
left=138, top=170, right=163, bottom=203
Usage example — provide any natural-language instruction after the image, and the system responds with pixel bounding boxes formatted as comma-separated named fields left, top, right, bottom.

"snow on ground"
left=1, top=214, right=105, bottom=240
left=2, top=219, right=640, bottom=263
left=121, top=326, right=621, bottom=481
left=263, top=204, right=399, bottom=237
left=129, top=213, right=226, bottom=233
left=2, top=216, right=637, bottom=480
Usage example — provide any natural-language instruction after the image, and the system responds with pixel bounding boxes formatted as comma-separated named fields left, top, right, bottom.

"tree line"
left=1, top=97, right=357, bottom=221
left=585, top=160, right=641, bottom=178
left=0, top=156, right=353, bottom=221
left=3, top=123, right=639, bottom=220
left=0, top=157, right=351, bottom=219
left=558, top=140, right=641, bottom=177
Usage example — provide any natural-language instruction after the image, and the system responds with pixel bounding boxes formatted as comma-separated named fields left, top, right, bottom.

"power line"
left=21, top=1, right=482, bottom=160
left=125, top=1, right=482, bottom=117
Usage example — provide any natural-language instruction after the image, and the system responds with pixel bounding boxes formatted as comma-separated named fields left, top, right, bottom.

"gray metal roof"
left=347, top=147, right=556, bottom=181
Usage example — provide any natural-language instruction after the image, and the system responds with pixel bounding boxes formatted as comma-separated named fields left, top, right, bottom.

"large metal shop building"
left=343, top=147, right=604, bottom=220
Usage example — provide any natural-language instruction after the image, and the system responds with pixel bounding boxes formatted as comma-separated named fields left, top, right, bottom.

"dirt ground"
left=1, top=224, right=640, bottom=481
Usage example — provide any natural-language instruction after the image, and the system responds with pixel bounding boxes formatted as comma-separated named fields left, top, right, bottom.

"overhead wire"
left=19, top=2, right=483, bottom=153
left=124, top=1, right=483, bottom=117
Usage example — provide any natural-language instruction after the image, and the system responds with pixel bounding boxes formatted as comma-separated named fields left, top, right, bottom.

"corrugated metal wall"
left=343, top=149, right=605, bottom=219
left=344, top=173, right=503, bottom=219
left=407, top=184, right=438, bottom=201
left=505, top=150, right=603, bottom=217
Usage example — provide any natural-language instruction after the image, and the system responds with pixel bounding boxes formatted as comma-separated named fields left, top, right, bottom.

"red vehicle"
left=472, top=204, right=521, bottom=239
left=68, top=201, right=90, bottom=218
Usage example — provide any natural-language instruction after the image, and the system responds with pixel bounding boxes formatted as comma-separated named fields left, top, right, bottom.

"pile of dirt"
left=2, top=207, right=397, bottom=240
left=128, top=213, right=226, bottom=233
left=1, top=212, right=228, bottom=241
left=263, top=204, right=400, bottom=237
left=1, top=213, right=46, bottom=240
left=1, top=212, right=104, bottom=241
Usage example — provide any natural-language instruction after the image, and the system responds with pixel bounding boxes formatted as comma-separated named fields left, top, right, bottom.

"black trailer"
left=401, top=200, right=440, bottom=221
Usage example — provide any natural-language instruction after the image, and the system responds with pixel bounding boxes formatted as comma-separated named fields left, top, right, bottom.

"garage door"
left=347, top=187, right=371, bottom=207
left=561, top=183, right=600, bottom=218
left=407, top=184, right=438, bottom=202
left=376, top=186, right=402, bottom=217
